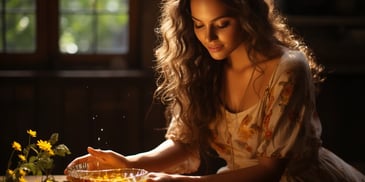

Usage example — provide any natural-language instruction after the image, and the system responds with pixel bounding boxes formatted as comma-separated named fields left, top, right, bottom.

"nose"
left=205, top=26, right=218, bottom=42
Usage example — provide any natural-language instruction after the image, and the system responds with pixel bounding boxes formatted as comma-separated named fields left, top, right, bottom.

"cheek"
left=225, top=29, right=243, bottom=46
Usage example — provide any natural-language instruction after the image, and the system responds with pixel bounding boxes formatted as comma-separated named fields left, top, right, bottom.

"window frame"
left=0, top=0, right=140, bottom=70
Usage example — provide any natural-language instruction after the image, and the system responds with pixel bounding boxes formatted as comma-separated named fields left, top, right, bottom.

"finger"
left=87, top=147, right=114, bottom=164
left=146, top=172, right=161, bottom=182
left=85, top=155, right=103, bottom=170
left=64, top=168, right=69, bottom=175
left=87, top=146, right=104, bottom=156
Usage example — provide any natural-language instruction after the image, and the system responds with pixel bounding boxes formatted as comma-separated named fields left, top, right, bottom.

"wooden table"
left=24, top=175, right=68, bottom=182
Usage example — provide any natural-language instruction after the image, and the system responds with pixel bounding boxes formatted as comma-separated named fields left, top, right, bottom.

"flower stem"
left=7, top=150, right=15, bottom=169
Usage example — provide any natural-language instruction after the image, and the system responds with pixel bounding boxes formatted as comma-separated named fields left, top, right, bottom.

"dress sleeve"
left=163, top=147, right=200, bottom=174
left=257, top=52, right=316, bottom=159
left=164, top=108, right=201, bottom=174
left=165, top=114, right=192, bottom=144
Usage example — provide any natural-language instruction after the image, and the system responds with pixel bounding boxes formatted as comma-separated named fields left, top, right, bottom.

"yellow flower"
left=12, top=141, right=22, bottom=151
left=37, top=140, right=52, bottom=152
left=18, top=154, right=26, bottom=161
left=48, top=149, right=55, bottom=156
left=27, top=129, right=37, bottom=137
left=18, top=176, right=26, bottom=182
left=6, top=131, right=71, bottom=182
left=7, top=169, right=14, bottom=175
left=19, top=168, right=26, bottom=176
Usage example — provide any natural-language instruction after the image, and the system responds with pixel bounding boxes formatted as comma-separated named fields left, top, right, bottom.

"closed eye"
left=194, top=23, right=204, bottom=29
left=216, top=21, right=230, bottom=29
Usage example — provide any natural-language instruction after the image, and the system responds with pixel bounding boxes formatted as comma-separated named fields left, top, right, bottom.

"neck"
left=226, top=44, right=252, bottom=72
left=222, top=62, right=257, bottom=113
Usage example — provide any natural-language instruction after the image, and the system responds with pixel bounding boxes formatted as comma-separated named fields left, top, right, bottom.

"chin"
left=209, top=54, right=227, bottom=61
left=212, top=58, right=225, bottom=61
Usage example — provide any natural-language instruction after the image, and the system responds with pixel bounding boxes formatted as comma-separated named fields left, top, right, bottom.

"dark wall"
left=0, top=71, right=167, bottom=174
left=317, top=74, right=365, bottom=171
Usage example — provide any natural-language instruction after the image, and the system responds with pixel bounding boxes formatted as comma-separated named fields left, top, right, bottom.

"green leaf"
left=54, top=144, right=71, bottom=157
left=29, top=156, right=37, bottom=163
left=29, top=144, right=39, bottom=155
left=20, top=162, right=40, bottom=175
left=49, top=133, right=59, bottom=145
left=38, top=151, right=49, bottom=159
left=36, top=157, right=54, bottom=171
left=23, top=146, right=30, bottom=156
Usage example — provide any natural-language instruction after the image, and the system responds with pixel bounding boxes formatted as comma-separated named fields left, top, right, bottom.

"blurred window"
left=0, top=0, right=137, bottom=69
left=0, top=0, right=36, bottom=53
left=59, top=0, right=129, bottom=54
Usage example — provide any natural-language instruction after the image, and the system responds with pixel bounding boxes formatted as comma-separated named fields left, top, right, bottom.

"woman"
left=65, top=0, right=365, bottom=181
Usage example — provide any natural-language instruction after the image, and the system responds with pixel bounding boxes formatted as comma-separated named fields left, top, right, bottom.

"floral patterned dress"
left=165, top=50, right=365, bottom=181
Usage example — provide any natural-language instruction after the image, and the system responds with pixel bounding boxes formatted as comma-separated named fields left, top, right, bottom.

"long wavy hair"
left=153, top=0, right=325, bottom=150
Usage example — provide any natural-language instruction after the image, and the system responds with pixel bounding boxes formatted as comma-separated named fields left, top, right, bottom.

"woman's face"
left=190, top=0, right=244, bottom=61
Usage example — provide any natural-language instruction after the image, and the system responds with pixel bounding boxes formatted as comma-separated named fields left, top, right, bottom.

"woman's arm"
left=64, top=139, right=192, bottom=174
left=127, top=139, right=193, bottom=172
left=147, top=157, right=287, bottom=182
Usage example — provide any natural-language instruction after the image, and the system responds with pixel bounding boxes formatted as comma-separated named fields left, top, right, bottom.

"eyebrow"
left=191, top=15, right=232, bottom=23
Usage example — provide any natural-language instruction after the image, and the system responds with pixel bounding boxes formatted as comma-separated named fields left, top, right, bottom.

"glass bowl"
left=67, top=163, right=148, bottom=182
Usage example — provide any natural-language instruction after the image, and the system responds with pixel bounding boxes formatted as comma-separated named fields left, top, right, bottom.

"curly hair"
left=153, top=0, right=325, bottom=149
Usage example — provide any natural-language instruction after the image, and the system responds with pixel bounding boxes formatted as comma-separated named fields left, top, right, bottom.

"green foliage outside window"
left=0, top=0, right=36, bottom=53
left=59, top=0, right=129, bottom=54
left=0, top=0, right=129, bottom=54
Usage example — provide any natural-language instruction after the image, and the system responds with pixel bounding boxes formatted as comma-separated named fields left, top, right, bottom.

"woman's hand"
left=146, top=172, right=200, bottom=182
left=64, top=147, right=129, bottom=174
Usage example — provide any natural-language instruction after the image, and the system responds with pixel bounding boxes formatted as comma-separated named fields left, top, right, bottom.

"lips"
left=207, top=45, right=223, bottom=53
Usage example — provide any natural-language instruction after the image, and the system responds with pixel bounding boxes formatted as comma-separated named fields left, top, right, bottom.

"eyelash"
left=217, top=22, right=229, bottom=28
left=194, top=21, right=230, bottom=29
left=194, top=24, right=204, bottom=29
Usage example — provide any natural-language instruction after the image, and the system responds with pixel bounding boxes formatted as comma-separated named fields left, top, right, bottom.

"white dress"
left=165, top=50, right=365, bottom=181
